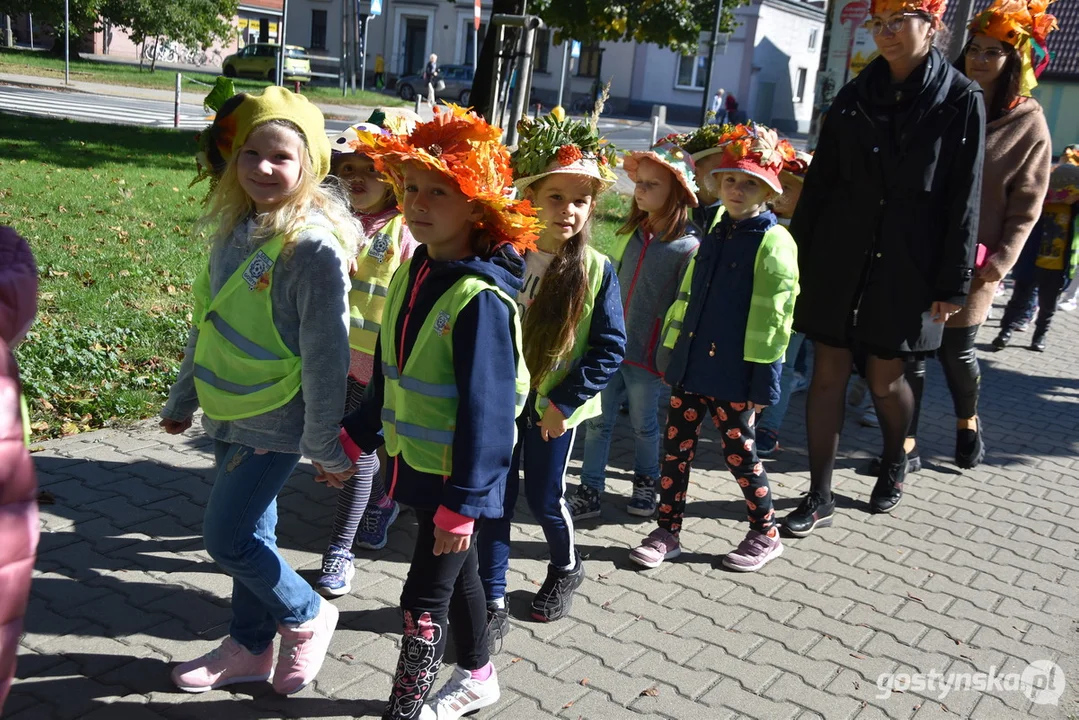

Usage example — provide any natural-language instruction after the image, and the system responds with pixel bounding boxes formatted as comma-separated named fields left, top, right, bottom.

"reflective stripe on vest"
left=193, top=228, right=338, bottom=421
left=349, top=214, right=405, bottom=355
left=380, top=261, right=530, bottom=476
left=530, top=246, right=607, bottom=428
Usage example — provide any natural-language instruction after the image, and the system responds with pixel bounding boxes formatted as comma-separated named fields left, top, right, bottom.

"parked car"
left=397, top=64, right=474, bottom=104
left=222, top=43, right=311, bottom=82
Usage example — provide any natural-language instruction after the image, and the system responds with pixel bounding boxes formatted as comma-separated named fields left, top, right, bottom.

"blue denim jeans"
left=759, top=332, right=806, bottom=435
left=478, top=396, right=578, bottom=602
left=580, top=364, right=664, bottom=492
left=203, top=441, right=321, bottom=654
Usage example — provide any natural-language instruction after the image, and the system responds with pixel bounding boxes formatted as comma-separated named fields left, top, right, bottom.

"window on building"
left=534, top=29, right=550, bottom=73
left=794, top=67, right=808, bottom=102
left=675, top=54, right=708, bottom=90
left=808, top=28, right=818, bottom=50
left=577, top=43, right=602, bottom=77
left=310, top=9, right=327, bottom=50
left=464, top=20, right=487, bottom=65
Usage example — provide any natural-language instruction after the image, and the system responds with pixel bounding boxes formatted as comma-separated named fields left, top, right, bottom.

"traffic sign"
left=571, top=40, right=581, bottom=59
left=371, top=0, right=382, bottom=17
left=475, top=0, right=481, bottom=31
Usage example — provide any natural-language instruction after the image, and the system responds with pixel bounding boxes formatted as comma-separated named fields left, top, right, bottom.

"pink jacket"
left=0, top=226, right=38, bottom=712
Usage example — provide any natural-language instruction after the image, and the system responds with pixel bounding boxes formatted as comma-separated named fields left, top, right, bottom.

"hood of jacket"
left=0, top=227, right=37, bottom=347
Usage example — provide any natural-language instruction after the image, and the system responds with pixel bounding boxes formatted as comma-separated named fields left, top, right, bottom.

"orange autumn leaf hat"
left=969, top=0, right=1059, bottom=96
left=716, top=123, right=798, bottom=195
left=357, top=104, right=540, bottom=254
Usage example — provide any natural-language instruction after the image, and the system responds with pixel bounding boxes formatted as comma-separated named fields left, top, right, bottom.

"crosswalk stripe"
left=0, top=90, right=207, bottom=128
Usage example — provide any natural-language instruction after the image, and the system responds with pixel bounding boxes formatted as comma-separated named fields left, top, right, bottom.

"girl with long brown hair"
left=572, top=138, right=701, bottom=521
left=477, top=111, right=626, bottom=639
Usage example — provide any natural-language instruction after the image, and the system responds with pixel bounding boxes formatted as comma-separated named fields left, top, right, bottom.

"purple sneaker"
left=355, top=499, right=400, bottom=551
left=628, top=528, right=681, bottom=569
left=721, top=529, right=783, bottom=572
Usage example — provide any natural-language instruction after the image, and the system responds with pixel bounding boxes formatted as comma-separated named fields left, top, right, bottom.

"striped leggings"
left=327, top=377, right=384, bottom=551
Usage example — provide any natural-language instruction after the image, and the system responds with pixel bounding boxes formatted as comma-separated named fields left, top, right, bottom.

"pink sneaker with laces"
left=171, top=636, right=273, bottom=693
left=273, top=597, right=340, bottom=695
left=628, top=528, right=681, bottom=569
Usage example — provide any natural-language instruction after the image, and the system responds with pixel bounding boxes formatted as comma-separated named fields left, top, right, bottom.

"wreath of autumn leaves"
left=719, top=123, right=798, bottom=175
left=356, top=105, right=540, bottom=254
left=970, top=0, right=1057, bottom=49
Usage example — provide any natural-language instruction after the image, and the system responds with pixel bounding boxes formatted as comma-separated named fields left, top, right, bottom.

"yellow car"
left=222, top=43, right=311, bottom=82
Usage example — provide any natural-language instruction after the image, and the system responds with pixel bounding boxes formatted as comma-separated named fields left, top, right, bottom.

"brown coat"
left=949, top=98, right=1052, bottom=327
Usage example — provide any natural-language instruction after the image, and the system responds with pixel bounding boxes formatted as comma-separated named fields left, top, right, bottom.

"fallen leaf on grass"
left=639, top=686, right=659, bottom=697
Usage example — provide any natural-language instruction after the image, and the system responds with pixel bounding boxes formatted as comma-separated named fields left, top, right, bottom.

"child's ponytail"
left=522, top=225, right=592, bottom=389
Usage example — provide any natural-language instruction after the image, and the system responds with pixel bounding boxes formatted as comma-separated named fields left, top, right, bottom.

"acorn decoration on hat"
left=714, top=123, right=798, bottom=195
left=512, top=89, right=618, bottom=193
left=359, top=104, right=540, bottom=254
left=969, top=0, right=1059, bottom=97
left=622, top=135, right=701, bottom=208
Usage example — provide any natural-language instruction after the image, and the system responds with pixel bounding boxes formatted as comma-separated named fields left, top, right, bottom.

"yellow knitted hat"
left=231, top=86, right=331, bottom=182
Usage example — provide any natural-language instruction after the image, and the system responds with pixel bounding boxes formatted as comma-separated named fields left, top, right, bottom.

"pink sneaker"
left=628, top=528, right=681, bottom=569
left=721, top=529, right=783, bottom=572
left=171, top=636, right=273, bottom=693
left=273, top=597, right=340, bottom=695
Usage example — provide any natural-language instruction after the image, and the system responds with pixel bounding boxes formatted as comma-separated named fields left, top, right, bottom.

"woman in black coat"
left=782, top=0, right=985, bottom=536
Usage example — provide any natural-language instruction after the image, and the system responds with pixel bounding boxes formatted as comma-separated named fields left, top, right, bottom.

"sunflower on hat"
left=512, top=110, right=619, bottom=192
left=359, top=104, right=540, bottom=254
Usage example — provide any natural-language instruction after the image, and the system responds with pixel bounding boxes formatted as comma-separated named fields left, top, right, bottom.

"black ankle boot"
left=870, top=457, right=906, bottom=514
left=955, top=424, right=985, bottom=469
left=992, top=329, right=1012, bottom=350
left=868, top=448, right=921, bottom=476
left=1031, top=330, right=1047, bottom=352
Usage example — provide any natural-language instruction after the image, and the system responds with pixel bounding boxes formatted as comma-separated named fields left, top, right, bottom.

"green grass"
left=591, top=191, right=632, bottom=257
left=0, top=47, right=405, bottom=110
left=2, top=115, right=631, bottom=440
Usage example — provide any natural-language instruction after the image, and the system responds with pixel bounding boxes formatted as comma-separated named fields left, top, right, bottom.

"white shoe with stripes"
left=419, top=665, right=500, bottom=719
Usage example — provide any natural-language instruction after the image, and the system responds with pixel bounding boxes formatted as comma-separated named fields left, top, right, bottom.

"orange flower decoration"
left=359, top=105, right=539, bottom=254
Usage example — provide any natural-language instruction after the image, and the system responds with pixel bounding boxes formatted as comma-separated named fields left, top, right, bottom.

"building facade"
left=285, top=0, right=824, bottom=132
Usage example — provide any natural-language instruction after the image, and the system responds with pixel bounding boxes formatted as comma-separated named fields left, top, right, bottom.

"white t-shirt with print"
left=516, top=249, right=556, bottom=316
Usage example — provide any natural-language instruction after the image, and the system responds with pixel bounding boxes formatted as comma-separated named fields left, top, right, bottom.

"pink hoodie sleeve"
left=0, top=227, right=38, bottom=347
left=433, top=505, right=475, bottom=536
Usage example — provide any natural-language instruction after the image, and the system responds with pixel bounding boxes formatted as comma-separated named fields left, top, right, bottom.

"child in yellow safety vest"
left=476, top=110, right=627, bottom=641
left=315, top=109, right=421, bottom=599
left=325, top=106, right=540, bottom=720
left=160, top=87, right=363, bottom=695
left=629, top=123, right=799, bottom=574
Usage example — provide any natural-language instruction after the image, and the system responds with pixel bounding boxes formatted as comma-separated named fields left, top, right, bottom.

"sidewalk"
left=9, top=288, right=1079, bottom=719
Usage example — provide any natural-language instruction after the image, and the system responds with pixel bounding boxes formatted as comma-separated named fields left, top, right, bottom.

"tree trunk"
left=472, top=0, right=525, bottom=122
left=138, top=41, right=145, bottom=71
left=150, top=36, right=160, bottom=73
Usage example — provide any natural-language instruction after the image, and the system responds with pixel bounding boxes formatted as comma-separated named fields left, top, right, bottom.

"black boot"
left=868, top=448, right=921, bottom=476
left=992, top=328, right=1012, bottom=351
left=530, top=550, right=584, bottom=622
left=1031, top=329, right=1048, bottom=352
left=385, top=611, right=443, bottom=720
left=485, top=602, right=510, bottom=654
left=780, top=490, right=836, bottom=538
left=955, top=423, right=985, bottom=469
left=870, top=457, right=907, bottom=514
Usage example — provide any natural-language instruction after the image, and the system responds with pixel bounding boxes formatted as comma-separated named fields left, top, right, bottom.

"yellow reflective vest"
left=192, top=233, right=308, bottom=421
left=531, top=245, right=606, bottom=428
left=349, top=214, right=406, bottom=355
left=380, top=261, right=530, bottom=476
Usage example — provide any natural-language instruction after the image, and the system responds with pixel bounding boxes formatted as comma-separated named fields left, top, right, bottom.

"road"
left=0, top=83, right=688, bottom=152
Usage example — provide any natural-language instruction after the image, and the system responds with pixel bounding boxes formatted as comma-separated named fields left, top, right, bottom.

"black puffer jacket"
left=791, top=48, right=985, bottom=353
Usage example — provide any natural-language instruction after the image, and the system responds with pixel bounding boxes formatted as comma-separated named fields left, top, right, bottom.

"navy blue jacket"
left=664, top=211, right=783, bottom=406
left=544, top=259, right=626, bottom=419
left=341, top=243, right=524, bottom=520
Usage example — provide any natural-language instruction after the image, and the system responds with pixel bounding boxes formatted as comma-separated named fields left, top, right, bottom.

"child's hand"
left=160, top=417, right=192, bottom=435
left=538, top=404, right=567, bottom=442
left=313, top=462, right=356, bottom=489
left=747, top=401, right=768, bottom=412
left=347, top=256, right=359, bottom=277
left=433, top=526, right=470, bottom=555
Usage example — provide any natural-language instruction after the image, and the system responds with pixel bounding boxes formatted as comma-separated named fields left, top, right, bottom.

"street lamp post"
left=699, top=0, right=724, bottom=126
left=64, top=0, right=70, bottom=85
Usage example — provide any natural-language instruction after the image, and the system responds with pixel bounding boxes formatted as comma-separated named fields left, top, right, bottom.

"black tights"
left=806, top=343, right=915, bottom=498
left=906, top=325, right=981, bottom=439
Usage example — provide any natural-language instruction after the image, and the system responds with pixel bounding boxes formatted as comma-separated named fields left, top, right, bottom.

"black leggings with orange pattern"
left=657, top=387, right=775, bottom=535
